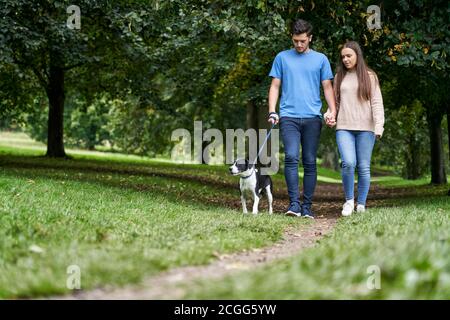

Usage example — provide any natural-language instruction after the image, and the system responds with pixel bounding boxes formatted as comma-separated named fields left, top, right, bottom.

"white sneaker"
left=341, top=200, right=354, bottom=217
left=356, top=204, right=366, bottom=213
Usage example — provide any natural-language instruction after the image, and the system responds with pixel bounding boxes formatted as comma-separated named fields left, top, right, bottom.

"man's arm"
left=322, top=79, right=337, bottom=127
left=268, top=77, right=281, bottom=124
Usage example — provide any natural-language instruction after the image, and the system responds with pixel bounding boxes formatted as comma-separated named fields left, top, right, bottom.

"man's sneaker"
left=356, top=204, right=366, bottom=213
left=341, top=199, right=354, bottom=217
left=285, top=202, right=301, bottom=217
left=301, top=208, right=315, bottom=219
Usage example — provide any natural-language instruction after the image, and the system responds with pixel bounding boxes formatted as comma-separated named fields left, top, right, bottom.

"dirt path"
left=58, top=216, right=336, bottom=300
left=55, top=183, right=404, bottom=300
left=11, top=156, right=422, bottom=299
left=3, top=155, right=444, bottom=299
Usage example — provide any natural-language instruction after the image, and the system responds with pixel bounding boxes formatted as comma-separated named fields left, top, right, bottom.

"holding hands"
left=324, top=110, right=336, bottom=127
left=268, top=111, right=337, bottom=127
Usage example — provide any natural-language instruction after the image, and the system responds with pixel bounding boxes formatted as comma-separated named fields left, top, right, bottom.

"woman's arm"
left=370, top=74, right=385, bottom=138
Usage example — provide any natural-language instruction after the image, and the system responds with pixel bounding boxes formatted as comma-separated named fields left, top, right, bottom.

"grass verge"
left=182, top=196, right=450, bottom=299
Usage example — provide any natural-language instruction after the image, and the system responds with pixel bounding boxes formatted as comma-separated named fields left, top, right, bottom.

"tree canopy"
left=1, top=0, right=448, bottom=182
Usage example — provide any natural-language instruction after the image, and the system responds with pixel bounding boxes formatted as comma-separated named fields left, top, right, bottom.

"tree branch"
left=64, top=61, right=86, bottom=71
left=12, top=54, right=48, bottom=89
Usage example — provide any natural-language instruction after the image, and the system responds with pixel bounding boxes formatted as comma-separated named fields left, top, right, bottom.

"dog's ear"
left=246, top=159, right=256, bottom=170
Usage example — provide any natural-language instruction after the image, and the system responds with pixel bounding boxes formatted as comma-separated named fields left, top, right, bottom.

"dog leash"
left=244, top=123, right=276, bottom=176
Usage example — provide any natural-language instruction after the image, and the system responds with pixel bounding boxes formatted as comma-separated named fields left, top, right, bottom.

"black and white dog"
left=229, top=159, right=273, bottom=214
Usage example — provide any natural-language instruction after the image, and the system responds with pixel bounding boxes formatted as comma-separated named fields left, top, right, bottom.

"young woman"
left=328, top=41, right=385, bottom=216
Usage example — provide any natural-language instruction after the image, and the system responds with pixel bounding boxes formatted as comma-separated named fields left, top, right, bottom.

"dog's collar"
left=241, top=168, right=256, bottom=179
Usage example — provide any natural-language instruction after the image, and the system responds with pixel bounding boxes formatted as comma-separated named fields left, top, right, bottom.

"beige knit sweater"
left=336, top=71, right=385, bottom=137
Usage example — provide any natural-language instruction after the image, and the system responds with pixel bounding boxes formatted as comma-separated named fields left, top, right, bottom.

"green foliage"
left=374, top=96, right=431, bottom=179
left=22, top=95, right=48, bottom=143
left=65, top=95, right=112, bottom=150
left=1, top=0, right=449, bottom=174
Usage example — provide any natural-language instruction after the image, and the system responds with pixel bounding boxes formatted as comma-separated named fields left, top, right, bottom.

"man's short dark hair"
left=291, top=19, right=313, bottom=36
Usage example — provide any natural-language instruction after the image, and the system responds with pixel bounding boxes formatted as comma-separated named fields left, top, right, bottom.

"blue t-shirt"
left=269, top=49, right=333, bottom=118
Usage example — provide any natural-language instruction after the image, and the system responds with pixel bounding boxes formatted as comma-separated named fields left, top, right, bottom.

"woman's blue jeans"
left=336, top=130, right=376, bottom=206
left=280, top=116, right=322, bottom=212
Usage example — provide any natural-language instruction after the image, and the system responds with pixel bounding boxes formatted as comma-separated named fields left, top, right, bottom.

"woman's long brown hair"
left=334, top=41, right=378, bottom=103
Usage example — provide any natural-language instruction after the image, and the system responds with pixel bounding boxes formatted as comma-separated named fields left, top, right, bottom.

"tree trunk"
left=447, top=104, right=450, bottom=195
left=258, top=103, right=272, bottom=167
left=406, top=134, right=421, bottom=180
left=427, top=109, right=447, bottom=184
left=201, top=140, right=209, bottom=164
left=246, top=100, right=258, bottom=162
left=45, top=57, right=66, bottom=158
left=447, top=104, right=450, bottom=157
left=246, top=100, right=258, bottom=131
left=321, top=148, right=340, bottom=171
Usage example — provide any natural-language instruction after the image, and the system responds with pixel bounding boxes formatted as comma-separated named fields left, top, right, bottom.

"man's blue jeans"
left=280, top=116, right=322, bottom=212
left=336, top=130, right=376, bottom=206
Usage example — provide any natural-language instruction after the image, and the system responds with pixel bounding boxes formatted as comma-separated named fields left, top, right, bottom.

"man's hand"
left=324, top=110, right=336, bottom=127
left=268, top=112, right=279, bottom=125
left=268, top=78, right=281, bottom=125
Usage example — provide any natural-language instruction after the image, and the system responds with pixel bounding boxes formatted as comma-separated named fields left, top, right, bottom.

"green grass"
left=0, top=132, right=310, bottom=298
left=0, top=131, right=448, bottom=299
left=0, top=131, right=344, bottom=184
left=3, top=130, right=445, bottom=186
left=0, top=154, right=312, bottom=298
left=371, top=175, right=431, bottom=187
left=0, top=131, right=174, bottom=164
left=182, top=196, right=450, bottom=299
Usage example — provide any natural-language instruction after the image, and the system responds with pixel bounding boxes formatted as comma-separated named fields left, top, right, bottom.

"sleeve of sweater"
left=369, top=74, right=385, bottom=137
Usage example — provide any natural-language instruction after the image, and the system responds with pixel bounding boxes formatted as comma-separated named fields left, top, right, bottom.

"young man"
left=268, top=19, right=337, bottom=218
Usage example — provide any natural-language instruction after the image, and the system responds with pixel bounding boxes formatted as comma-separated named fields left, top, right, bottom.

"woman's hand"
left=324, top=111, right=336, bottom=127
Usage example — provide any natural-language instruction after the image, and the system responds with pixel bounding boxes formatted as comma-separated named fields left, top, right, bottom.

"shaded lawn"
left=0, top=143, right=447, bottom=298
left=0, top=155, right=307, bottom=298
